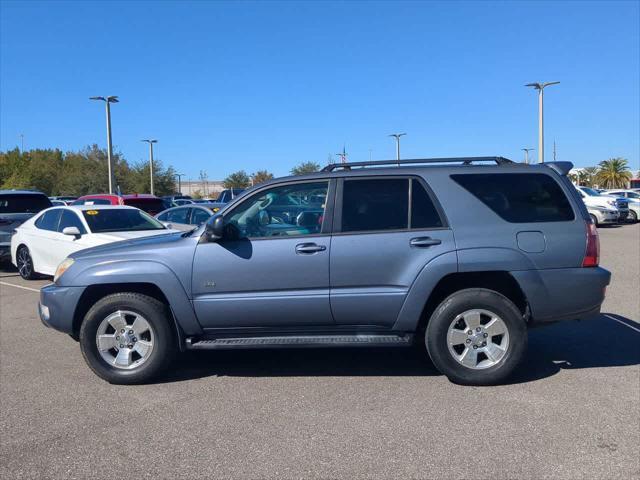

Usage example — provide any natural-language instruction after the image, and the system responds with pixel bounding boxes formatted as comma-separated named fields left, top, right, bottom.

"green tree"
left=223, top=170, right=251, bottom=188
left=576, top=166, right=599, bottom=187
left=251, top=170, right=274, bottom=185
left=596, top=158, right=632, bottom=189
left=290, top=161, right=320, bottom=175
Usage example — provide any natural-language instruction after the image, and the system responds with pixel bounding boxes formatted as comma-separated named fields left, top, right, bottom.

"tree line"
left=568, top=158, right=636, bottom=189
left=0, top=146, right=178, bottom=196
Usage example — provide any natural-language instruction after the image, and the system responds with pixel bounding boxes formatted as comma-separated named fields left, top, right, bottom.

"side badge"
left=205, top=281, right=216, bottom=288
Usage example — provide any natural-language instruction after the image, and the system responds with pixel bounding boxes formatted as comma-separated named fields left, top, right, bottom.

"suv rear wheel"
left=425, top=288, right=527, bottom=385
left=79, top=292, right=176, bottom=384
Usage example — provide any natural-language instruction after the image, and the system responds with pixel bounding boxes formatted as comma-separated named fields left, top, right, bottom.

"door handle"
left=410, top=237, right=442, bottom=247
left=295, top=243, right=327, bottom=254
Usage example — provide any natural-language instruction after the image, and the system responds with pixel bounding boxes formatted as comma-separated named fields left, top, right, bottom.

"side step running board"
left=185, top=334, right=413, bottom=350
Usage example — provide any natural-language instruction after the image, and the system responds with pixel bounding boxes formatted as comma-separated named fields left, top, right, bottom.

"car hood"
left=70, top=230, right=186, bottom=260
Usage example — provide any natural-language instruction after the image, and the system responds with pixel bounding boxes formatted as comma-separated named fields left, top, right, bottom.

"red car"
left=72, top=194, right=166, bottom=215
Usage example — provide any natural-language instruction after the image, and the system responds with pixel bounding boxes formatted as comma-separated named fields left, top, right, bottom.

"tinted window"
left=73, top=198, right=112, bottom=206
left=165, top=208, right=190, bottom=224
left=411, top=179, right=443, bottom=229
left=58, top=210, right=87, bottom=234
left=342, top=179, right=408, bottom=232
left=226, top=182, right=327, bottom=239
left=0, top=194, right=51, bottom=214
left=124, top=199, right=165, bottom=214
left=82, top=209, right=166, bottom=233
left=35, top=209, right=62, bottom=231
left=452, top=173, right=575, bottom=223
left=191, top=208, right=212, bottom=225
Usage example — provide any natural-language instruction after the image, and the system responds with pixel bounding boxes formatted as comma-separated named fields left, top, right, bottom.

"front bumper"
left=38, top=283, right=85, bottom=334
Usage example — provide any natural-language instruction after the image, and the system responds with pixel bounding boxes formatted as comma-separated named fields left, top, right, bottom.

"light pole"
left=175, top=173, right=185, bottom=194
left=388, top=133, right=406, bottom=166
left=141, top=139, right=158, bottom=195
left=525, top=82, right=559, bottom=163
left=521, top=148, right=535, bottom=164
left=90, top=96, right=119, bottom=194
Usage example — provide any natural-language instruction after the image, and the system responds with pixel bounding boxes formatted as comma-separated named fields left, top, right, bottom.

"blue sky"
left=1, top=0, right=638, bottom=181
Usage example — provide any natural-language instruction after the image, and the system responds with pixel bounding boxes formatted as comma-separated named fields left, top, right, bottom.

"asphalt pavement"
left=1, top=224, right=638, bottom=479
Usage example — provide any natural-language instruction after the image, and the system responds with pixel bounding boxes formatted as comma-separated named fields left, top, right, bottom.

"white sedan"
left=11, top=205, right=175, bottom=280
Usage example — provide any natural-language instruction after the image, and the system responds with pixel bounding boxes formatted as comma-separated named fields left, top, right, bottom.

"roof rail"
left=322, top=156, right=515, bottom=172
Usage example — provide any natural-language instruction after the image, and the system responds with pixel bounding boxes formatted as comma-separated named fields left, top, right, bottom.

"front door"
left=330, top=176, right=455, bottom=326
left=192, top=180, right=335, bottom=329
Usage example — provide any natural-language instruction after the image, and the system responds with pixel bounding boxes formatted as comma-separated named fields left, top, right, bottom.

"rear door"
left=330, top=176, right=455, bottom=326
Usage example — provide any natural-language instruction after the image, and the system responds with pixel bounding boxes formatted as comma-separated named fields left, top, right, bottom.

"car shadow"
left=159, top=313, right=640, bottom=384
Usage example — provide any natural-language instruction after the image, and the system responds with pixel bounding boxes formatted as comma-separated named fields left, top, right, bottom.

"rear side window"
left=411, top=179, right=443, bottom=229
left=165, top=208, right=190, bottom=224
left=191, top=208, right=211, bottom=225
left=35, top=209, right=62, bottom=231
left=342, top=179, right=409, bottom=232
left=452, top=173, right=575, bottom=223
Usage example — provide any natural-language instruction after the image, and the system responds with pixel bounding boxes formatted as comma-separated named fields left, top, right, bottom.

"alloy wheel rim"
left=96, top=310, right=155, bottom=370
left=447, top=309, right=509, bottom=370
left=17, top=249, right=32, bottom=278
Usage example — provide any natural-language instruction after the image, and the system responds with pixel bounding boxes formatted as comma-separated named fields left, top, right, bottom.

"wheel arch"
left=71, top=282, right=188, bottom=350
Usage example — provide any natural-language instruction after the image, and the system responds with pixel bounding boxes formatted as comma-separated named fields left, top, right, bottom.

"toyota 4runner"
left=38, top=157, right=611, bottom=385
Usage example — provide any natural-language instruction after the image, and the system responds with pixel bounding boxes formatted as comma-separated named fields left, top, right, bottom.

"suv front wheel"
left=425, top=288, right=527, bottom=386
left=79, top=293, right=176, bottom=384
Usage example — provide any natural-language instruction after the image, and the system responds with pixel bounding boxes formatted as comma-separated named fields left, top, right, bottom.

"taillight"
left=582, top=221, right=599, bottom=267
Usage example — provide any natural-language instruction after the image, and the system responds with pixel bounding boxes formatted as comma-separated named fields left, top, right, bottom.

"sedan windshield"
left=82, top=209, right=166, bottom=233
left=581, top=187, right=601, bottom=196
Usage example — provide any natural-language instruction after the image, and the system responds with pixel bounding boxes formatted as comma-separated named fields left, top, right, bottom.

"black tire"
left=16, top=246, right=37, bottom=280
left=589, top=214, right=599, bottom=227
left=79, top=292, right=176, bottom=384
left=629, top=210, right=638, bottom=223
left=425, top=288, right=527, bottom=386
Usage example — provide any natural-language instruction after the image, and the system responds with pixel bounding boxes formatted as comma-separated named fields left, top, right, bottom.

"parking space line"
left=0, top=281, right=41, bottom=293
left=604, top=314, right=640, bottom=333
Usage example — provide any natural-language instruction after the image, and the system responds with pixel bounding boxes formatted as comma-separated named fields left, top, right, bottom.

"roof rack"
left=322, top=156, right=515, bottom=172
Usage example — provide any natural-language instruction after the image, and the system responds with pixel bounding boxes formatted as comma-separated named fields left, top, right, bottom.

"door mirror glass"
left=62, top=226, right=81, bottom=237
left=206, top=215, right=225, bottom=240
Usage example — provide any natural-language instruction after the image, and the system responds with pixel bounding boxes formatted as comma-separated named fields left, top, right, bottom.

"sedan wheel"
left=17, top=247, right=36, bottom=280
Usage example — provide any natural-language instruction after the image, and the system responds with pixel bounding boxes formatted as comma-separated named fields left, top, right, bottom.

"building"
left=179, top=180, right=224, bottom=198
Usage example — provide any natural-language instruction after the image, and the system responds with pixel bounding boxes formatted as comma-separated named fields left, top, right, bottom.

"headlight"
left=54, top=258, right=74, bottom=283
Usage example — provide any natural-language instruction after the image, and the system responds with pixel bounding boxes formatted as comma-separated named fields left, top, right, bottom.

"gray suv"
left=38, top=157, right=610, bottom=385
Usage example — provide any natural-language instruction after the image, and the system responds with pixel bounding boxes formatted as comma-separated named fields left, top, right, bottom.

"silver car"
left=155, top=204, right=219, bottom=231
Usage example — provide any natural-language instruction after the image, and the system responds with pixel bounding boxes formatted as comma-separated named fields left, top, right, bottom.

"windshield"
left=82, top=209, right=166, bottom=233
left=581, top=187, right=601, bottom=196
left=0, top=194, right=52, bottom=214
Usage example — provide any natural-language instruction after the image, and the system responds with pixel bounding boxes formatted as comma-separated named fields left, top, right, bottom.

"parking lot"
left=0, top=224, right=638, bottom=479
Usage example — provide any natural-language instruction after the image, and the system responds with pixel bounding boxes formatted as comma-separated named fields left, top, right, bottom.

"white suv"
left=605, top=190, right=640, bottom=223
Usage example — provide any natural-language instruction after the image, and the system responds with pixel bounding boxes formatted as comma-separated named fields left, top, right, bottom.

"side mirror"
left=206, top=215, right=225, bottom=241
left=62, top=226, right=81, bottom=238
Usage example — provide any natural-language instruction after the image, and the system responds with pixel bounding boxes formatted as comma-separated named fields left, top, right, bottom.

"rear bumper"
left=38, top=283, right=85, bottom=334
left=511, top=267, right=611, bottom=324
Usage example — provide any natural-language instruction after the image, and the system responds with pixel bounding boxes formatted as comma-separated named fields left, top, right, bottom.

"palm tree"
left=581, top=167, right=599, bottom=187
left=596, top=158, right=632, bottom=189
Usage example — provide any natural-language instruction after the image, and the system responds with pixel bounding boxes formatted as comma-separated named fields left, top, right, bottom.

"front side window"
left=225, top=182, right=328, bottom=239
left=82, top=209, right=166, bottom=233
left=191, top=208, right=211, bottom=225
left=165, top=208, right=190, bottom=224
left=35, top=209, right=62, bottom=231
left=58, top=210, right=87, bottom=234
left=452, top=173, right=575, bottom=223
left=342, top=179, right=409, bottom=232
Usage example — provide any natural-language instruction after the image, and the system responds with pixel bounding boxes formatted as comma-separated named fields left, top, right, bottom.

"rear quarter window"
left=451, top=173, right=575, bottom=223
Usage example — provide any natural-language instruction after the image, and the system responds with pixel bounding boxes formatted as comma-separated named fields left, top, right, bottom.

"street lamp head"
left=141, top=139, right=158, bottom=144
left=106, top=96, right=119, bottom=103
left=89, top=96, right=106, bottom=101
left=525, top=83, right=542, bottom=90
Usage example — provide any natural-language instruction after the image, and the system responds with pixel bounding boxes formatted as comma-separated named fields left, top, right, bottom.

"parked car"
left=216, top=188, right=245, bottom=204
left=586, top=205, right=618, bottom=227
left=575, top=186, right=629, bottom=224
left=0, top=190, right=52, bottom=263
left=39, top=157, right=610, bottom=386
left=605, top=190, right=640, bottom=222
left=49, top=196, right=77, bottom=204
left=12, top=205, right=174, bottom=280
left=155, top=204, right=218, bottom=231
left=73, top=194, right=166, bottom=216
